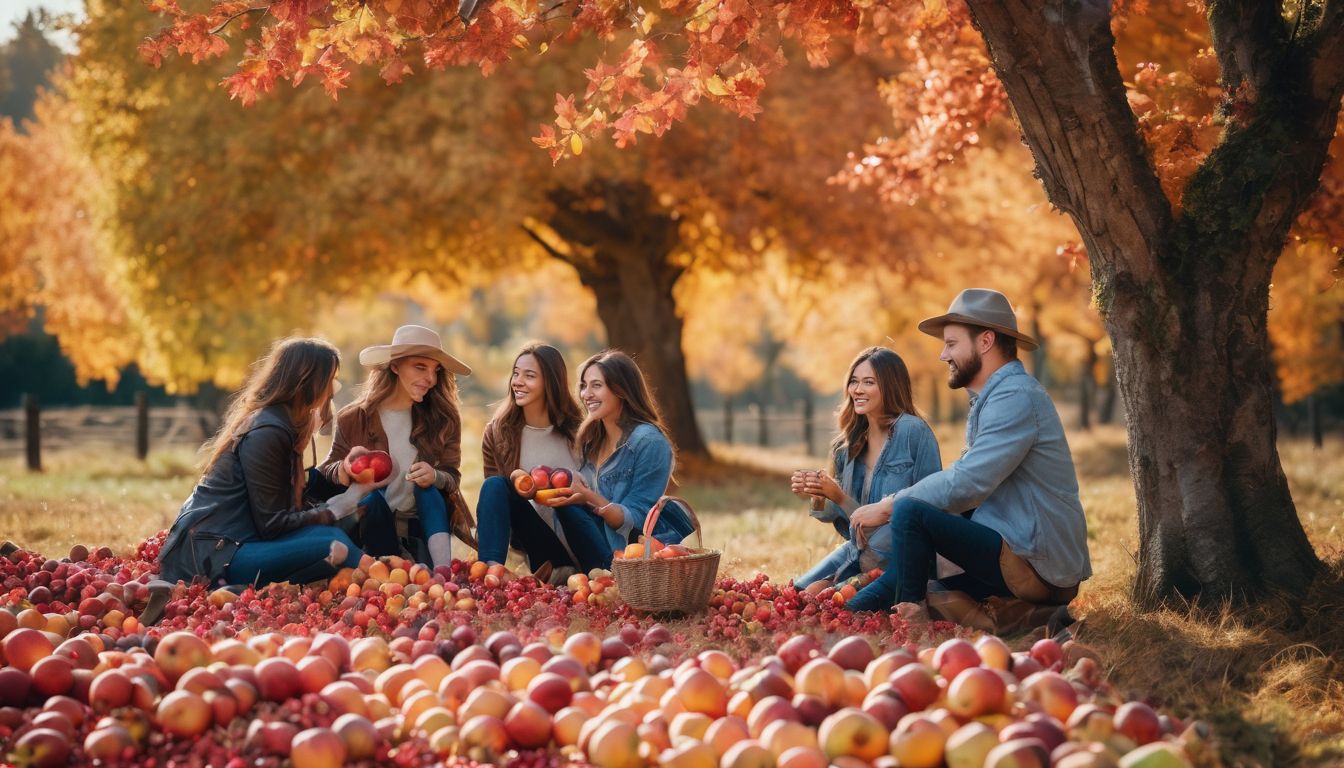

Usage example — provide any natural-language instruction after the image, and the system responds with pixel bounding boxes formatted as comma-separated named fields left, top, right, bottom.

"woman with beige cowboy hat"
left=319, top=325, right=478, bottom=569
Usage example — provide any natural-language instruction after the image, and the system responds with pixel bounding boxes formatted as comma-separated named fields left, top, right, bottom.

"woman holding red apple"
left=476, top=342, right=587, bottom=582
left=319, top=325, right=478, bottom=570
left=159, top=338, right=375, bottom=591
left=549, top=350, right=695, bottom=571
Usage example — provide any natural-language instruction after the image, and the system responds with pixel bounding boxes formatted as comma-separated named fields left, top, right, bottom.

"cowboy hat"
left=917, top=288, right=1039, bottom=351
left=358, top=325, right=472, bottom=375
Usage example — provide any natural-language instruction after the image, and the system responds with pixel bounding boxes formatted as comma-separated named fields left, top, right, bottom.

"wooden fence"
left=0, top=395, right=218, bottom=467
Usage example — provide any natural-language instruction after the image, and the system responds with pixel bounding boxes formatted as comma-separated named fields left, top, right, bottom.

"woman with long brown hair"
left=159, top=337, right=374, bottom=590
left=550, top=350, right=694, bottom=570
left=790, top=346, right=942, bottom=588
left=475, top=342, right=585, bottom=581
left=319, top=325, right=476, bottom=569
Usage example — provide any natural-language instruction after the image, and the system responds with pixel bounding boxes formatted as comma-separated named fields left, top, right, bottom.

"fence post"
left=757, top=401, right=769, bottom=447
left=135, top=392, right=150, bottom=459
left=802, top=394, right=815, bottom=456
left=23, top=394, right=40, bottom=472
left=723, top=396, right=734, bottom=444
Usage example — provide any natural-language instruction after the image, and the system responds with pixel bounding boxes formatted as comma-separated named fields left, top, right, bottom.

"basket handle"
left=642, top=495, right=703, bottom=559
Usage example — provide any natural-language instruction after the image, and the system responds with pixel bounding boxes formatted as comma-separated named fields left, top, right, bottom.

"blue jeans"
left=796, top=541, right=862, bottom=588
left=359, top=485, right=450, bottom=563
left=226, top=525, right=362, bottom=587
left=555, top=505, right=617, bottom=572
left=555, top=501, right=695, bottom=572
left=848, top=497, right=1011, bottom=610
left=476, top=476, right=578, bottom=570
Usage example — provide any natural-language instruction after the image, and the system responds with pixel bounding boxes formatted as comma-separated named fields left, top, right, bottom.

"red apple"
left=888, top=664, right=940, bottom=712
left=154, top=631, right=212, bottom=684
left=0, top=668, right=31, bottom=707
left=157, top=690, right=212, bottom=737
left=504, top=699, right=553, bottom=749
left=1113, top=701, right=1163, bottom=746
left=291, top=727, right=347, bottom=768
left=333, top=713, right=380, bottom=760
left=932, top=638, right=981, bottom=681
left=349, top=451, right=394, bottom=484
left=255, top=657, right=302, bottom=701
left=527, top=672, right=574, bottom=713
left=29, top=655, right=75, bottom=697
left=946, top=666, right=1008, bottom=718
left=246, top=720, right=300, bottom=755
left=778, top=635, right=822, bottom=674
left=828, top=637, right=875, bottom=672
left=83, top=726, right=134, bottom=762
left=3, top=627, right=55, bottom=673
left=530, top=466, right=553, bottom=491
left=8, top=728, right=70, bottom=768
left=548, top=468, right=573, bottom=489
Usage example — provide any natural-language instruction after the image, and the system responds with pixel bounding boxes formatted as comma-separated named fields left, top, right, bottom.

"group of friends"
left=156, top=288, right=1092, bottom=626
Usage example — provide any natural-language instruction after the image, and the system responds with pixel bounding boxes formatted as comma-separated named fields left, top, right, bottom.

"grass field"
left=1, top=423, right=1341, bottom=764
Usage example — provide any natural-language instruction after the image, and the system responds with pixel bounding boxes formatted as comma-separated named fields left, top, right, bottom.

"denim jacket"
left=897, top=361, right=1092, bottom=587
left=812, top=414, right=942, bottom=564
left=579, top=423, right=694, bottom=552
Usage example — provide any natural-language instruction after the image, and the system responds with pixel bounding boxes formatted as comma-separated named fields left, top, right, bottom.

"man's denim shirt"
left=579, top=422, right=692, bottom=552
left=896, top=360, right=1092, bottom=587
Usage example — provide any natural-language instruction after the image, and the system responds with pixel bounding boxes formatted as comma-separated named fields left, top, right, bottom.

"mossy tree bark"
left=965, top=0, right=1342, bottom=607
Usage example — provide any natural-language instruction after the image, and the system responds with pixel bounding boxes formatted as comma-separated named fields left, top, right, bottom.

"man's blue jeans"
left=475, top=475, right=578, bottom=570
left=359, top=485, right=450, bottom=563
left=225, top=525, right=362, bottom=587
left=848, top=497, right=1012, bottom=610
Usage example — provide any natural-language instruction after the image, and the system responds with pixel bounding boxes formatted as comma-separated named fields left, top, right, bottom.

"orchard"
left=0, top=537, right=1212, bottom=767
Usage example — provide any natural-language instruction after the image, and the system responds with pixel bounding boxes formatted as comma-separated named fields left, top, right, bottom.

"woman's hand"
left=849, top=499, right=892, bottom=548
left=790, top=470, right=815, bottom=500
left=406, top=461, right=437, bottom=489
left=339, top=446, right=367, bottom=486
left=803, top=471, right=843, bottom=504
left=549, top=475, right=598, bottom=508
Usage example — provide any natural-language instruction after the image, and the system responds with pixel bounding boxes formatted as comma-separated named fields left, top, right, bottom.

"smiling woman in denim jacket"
left=791, top=347, right=942, bottom=589
left=548, top=351, right=695, bottom=570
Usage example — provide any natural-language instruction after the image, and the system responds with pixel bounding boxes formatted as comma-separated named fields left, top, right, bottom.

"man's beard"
left=947, top=349, right=982, bottom=389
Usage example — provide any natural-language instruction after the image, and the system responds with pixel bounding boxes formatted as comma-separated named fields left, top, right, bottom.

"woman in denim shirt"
left=550, top=351, right=694, bottom=570
left=792, top=347, right=941, bottom=588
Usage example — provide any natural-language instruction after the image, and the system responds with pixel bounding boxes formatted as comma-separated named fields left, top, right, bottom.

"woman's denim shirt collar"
left=579, top=423, right=680, bottom=548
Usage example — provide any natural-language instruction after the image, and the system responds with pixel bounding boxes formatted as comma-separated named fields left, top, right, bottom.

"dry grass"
left=2, top=421, right=1342, bottom=764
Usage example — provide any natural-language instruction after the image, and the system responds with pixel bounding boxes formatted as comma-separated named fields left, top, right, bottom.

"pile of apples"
left=510, top=466, right=574, bottom=504
left=0, top=606, right=1211, bottom=768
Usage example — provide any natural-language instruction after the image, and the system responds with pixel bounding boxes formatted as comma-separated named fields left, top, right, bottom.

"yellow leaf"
left=570, top=134, right=584, bottom=155
left=705, top=76, right=730, bottom=97
left=538, top=42, right=548, bottom=55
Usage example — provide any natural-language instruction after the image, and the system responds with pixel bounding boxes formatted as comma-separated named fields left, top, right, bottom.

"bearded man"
left=846, top=289, right=1092, bottom=628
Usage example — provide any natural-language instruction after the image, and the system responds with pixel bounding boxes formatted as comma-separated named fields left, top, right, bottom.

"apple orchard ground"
left=1, top=421, right=1342, bottom=762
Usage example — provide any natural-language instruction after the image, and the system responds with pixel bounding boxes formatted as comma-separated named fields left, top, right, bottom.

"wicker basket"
left=611, top=496, right=720, bottom=615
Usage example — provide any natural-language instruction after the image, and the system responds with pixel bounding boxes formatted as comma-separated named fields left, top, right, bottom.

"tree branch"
left=963, top=0, right=1171, bottom=289
left=520, top=221, right=573, bottom=265
left=210, top=6, right=269, bottom=36
left=1207, top=0, right=1288, bottom=95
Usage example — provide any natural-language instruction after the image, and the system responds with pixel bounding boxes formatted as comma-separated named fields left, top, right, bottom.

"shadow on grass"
left=1074, top=554, right=1344, bottom=766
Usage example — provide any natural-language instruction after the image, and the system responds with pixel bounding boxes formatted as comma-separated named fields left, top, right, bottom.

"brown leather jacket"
left=319, top=402, right=476, bottom=548
left=480, top=418, right=516, bottom=479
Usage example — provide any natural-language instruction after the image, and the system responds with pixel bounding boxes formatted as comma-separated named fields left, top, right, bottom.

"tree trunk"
left=529, top=181, right=709, bottom=457
left=964, top=0, right=1340, bottom=607
left=1307, top=393, right=1323, bottom=449
left=724, top=395, right=734, bottom=444
left=1078, top=343, right=1096, bottom=431
left=1098, top=358, right=1118, bottom=425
